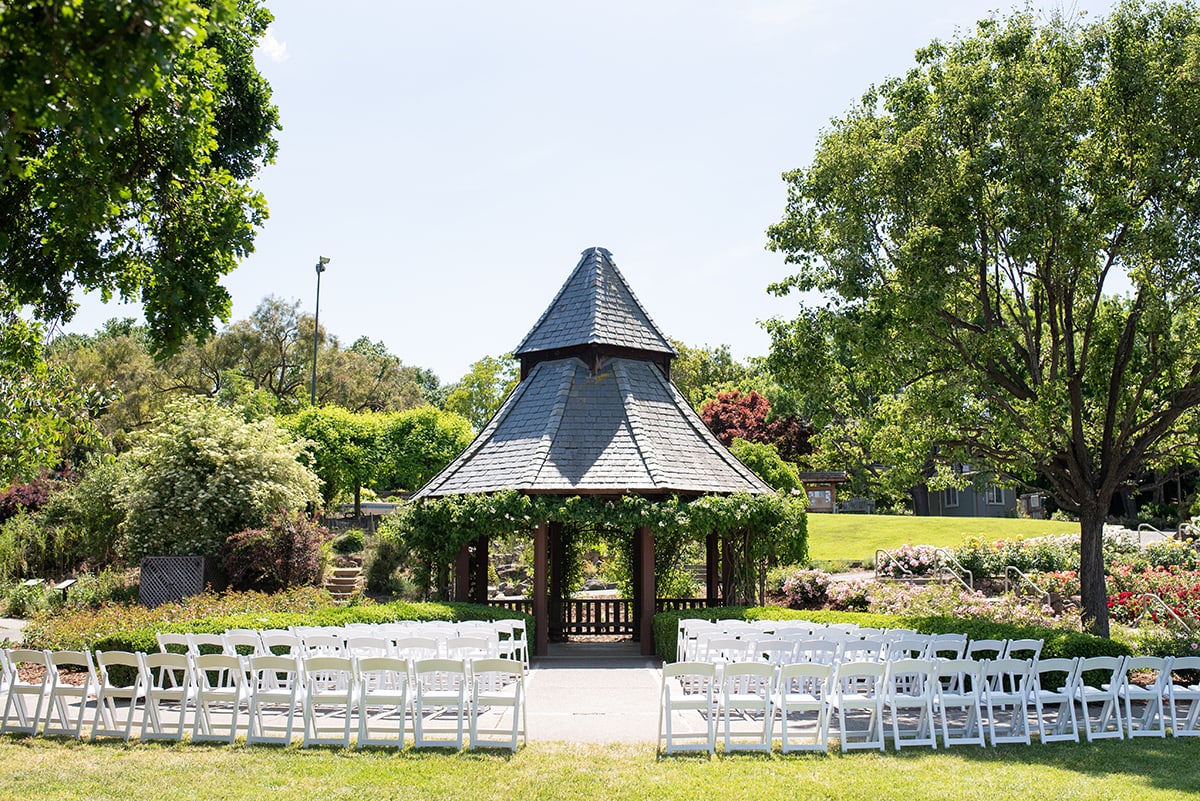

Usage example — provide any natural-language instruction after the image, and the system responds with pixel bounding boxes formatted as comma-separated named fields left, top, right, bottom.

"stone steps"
left=325, top=565, right=362, bottom=602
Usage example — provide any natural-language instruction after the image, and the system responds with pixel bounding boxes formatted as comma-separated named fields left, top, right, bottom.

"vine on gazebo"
left=380, top=489, right=808, bottom=604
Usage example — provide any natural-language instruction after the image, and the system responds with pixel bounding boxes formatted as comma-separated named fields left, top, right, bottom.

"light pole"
left=310, top=256, right=329, bottom=405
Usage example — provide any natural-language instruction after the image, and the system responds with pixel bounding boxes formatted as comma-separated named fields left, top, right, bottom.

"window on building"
left=943, top=487, right=959, bottom=508
left=986, top=484, right=1005, bottom=505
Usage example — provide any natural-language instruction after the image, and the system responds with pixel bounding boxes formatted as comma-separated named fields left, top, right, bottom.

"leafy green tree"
left=375, top=406, right=473, bottom=493
left=0, top=316, right=105, bottom=482
left=0, top=0, right=280, bottom=356
left=669, top=340, right=752, bottom=410
left=442, top=355, right=518, bottom=430
left=281, top=406, right=381, bottom=515
left=767, top=1, right=1200, bottom=636
left=729, top=438, right=803, bottom=493
left=121, top=396, right=320, bottom=560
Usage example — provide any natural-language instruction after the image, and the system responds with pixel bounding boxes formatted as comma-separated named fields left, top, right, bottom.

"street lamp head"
left=316, top=255, right=329, bottom=273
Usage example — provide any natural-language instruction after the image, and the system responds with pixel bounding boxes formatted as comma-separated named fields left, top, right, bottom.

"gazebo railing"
left=484, top=597, right=714, bottom=636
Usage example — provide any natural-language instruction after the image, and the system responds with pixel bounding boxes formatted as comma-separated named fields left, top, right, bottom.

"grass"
left=807, top=514, right=1081, bottom=565
left=0, top=737, right=1197, bottom=800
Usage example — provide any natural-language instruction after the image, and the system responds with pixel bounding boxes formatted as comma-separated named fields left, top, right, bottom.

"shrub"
left=950, top=534, right=1075, bottom=577
left=0, top=471, right=57, bottom=524
left=37, top=457, right=134, bottom=568
left=222, top=509, right=331, bottom=592
left=777, top=568, right=832, bottom=609
left=876, top=543, right=940, bottom=577
left=332, top=530, right=365, bottom=555
left=365, top=527, right=410, bottom=594
left=122, top=396, right=321, bottom=560
left=0, top=511, right=52, bottom=581
left=826, top=578, right=872, bottom=611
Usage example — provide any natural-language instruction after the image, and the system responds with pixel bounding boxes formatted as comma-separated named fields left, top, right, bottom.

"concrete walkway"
left=527, top=641, right=661, bottom=742
left=0, top=618, right=25, bottom=645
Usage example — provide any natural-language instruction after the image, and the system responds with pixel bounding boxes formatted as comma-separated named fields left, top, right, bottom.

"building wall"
left=927, top=483, right=1016, bottom=518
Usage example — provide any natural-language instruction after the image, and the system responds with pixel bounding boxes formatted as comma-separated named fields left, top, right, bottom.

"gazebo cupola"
left=513, top=246, right=676, bottom=380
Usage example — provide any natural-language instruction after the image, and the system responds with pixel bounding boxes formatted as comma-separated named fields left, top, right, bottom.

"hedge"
left=26, top=600, right=533, bottom=655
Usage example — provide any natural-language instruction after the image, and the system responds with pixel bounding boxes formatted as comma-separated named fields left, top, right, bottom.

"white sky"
left=64, top=0, right=1116, bottom=384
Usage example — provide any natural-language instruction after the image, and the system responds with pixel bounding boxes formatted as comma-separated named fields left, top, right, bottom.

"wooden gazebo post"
left=636, top=524, right=655, bottom=656
left=533, top=521, right=549, bottom=657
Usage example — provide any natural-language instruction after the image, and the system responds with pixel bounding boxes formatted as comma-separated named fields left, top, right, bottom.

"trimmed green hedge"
left=652, top=607, right=1133, bottom=664
left=28, top=600, right=533, bottom=654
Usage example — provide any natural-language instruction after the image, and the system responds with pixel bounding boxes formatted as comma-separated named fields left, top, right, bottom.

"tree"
left=766, top=1, right=1200, bottom=636
left=729, top=438, right=803, bottom=493
left=374, top=406, right=473, bottom=493
left=700, top=390, right=812, bottom=463
left=121, top=396, right=320, bottom=560
left=281, top=406, right=380, bottom=515
left=668, top=339, right=752, bottom=410
left=442, top=355, right=518, bottom=430
left=0, top=0, right=280, bottom=356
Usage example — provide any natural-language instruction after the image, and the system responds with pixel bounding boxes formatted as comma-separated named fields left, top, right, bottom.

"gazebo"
left=414, top=247, right=772, bottom=655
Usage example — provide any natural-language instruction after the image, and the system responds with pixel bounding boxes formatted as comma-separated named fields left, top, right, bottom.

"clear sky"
left=64, top=0, right=1117, bottom=384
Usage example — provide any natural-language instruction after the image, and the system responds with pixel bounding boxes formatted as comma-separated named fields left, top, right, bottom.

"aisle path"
left=527, top=641, right=661, bottom=743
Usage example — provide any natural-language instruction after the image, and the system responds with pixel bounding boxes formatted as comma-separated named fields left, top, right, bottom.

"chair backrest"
left=792, top=640, right=840, bottom=665
left=886, top=637, right=930, bottom=661
left=721, top=660, right=776, bottom=696
left=414, top=657, right=467, bottom=692
left=95, top=650, right=143, bottom=687
left=1032, top=657, right=1080, bottom=693
left=840, top=638, right=885, bottom=663
left=471, top=658, right=523, bottom=693
left=193, top=653, right=245, bottom=691
left=302, top=634, right=346, bottom=657
left=885, top=658, right=936, bottom=696
left=1123, top=655, right=1170, bottom=691
left=984, top=658, right=1033, bottom=696
left=156, top=632, right=190, bottom=655
left=345, top=636, right=392, bottom=658
left=141, top=651, right=191, bottom=690
left=928, top=633, right=968, bottom=659
left=222, top=631, right=264, bottom=657
left=303, top=655, right=355, bottom=693
left=933, top=658, right=983, bottom=694
left=48, top=648, right=96, bottom=674
left=260, top=631, right=301, bottom=656
left=833, top=660, right=887, bottom=696
left=1003, top=638, right=1044, bottom=661
left=778, top=661, right=833, bottom=695
left=662, top=661, right=717, bottom=681
left=445, top=636, right=493, bottom=659
left=752, top=640, right=796, bottom=666
left=966, top=639, right=1006, bottom=660
left=393, top=636, right=440, bottom=661
left=185, top=633, right=228, bottom=657
left=1077, top=655, right=1126, bottom=689
left=356, top=656, right=410, bottom=694
left=703, top=637, right=749, bottom=663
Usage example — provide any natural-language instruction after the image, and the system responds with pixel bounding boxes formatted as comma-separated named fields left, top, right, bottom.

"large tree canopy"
left=766, top=0, right=1200, bottom=636
left=0, top=0, right=279, bottom=356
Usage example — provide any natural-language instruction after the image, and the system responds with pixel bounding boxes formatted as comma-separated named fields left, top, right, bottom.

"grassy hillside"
left=806, top=513, right=1080, bottom=565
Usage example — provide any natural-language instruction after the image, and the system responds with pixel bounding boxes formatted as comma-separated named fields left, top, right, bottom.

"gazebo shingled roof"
left=414, top=247, right=772, bottom=499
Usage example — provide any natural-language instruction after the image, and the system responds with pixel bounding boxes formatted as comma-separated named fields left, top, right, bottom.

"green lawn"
left=807, top=514, right=1080, bottom=565
left=0, top=738, right=1196, bottom=801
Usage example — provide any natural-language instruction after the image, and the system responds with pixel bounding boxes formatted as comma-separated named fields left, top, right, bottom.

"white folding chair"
left=345, top=636, right=393, bottom=660
left=840, top=638, right=886, bottom=664
left=357, top=656, right=411, bottom=749
left=792, top=640, right=840, bottom=666
left=302, top=655, right=355, bottom=747
left=1168, top=656, right=1200, bottom=736
left=719, top=661, right=775, bottom=753
left=701, top=637, right=749, bottom=664
left=1075, top=655, right=1125, bottom=741
left=192, top=653, right=247, bottom=743
left=1031, top=657, right=1080, bottom=743
left=140, top=651, right=192, bottom=742
left=302, top=634, right=346, bottom=658
left=933, top=658, right=985, bottom=747
left=775, top=661, right=832, bottom=752
left=495, top=619, right=530, bottom=670
left=1118, top=656, right=1169, bottom=738
left=393, top=637, right=440, bottom=663
left=829, top=661, right=887, bottom=752
left=246, top=654, right=304, bottom=745
left=0, top=648, right=50, bottom=735
left=91, top=650, right=146, bottom=741
left=965, top=639, right=1006, bottom=661
left=657, top=662, right=717, bottom=754
left=413, top=658, right=467, bottom=749
left=751, top=639, right=796, bottom=667
left=884, top=658, right=937, bottom=749
left=42, top=649, right=99, bottom=739
left=469, top=658, right=526, bottom=751
left=983, top=658, right=1033, bottom=745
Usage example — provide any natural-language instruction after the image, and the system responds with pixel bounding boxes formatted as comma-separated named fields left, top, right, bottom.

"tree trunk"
left=911, top=483, right=930, bottom=516
left=1078, top=502, right=1110, bottom=638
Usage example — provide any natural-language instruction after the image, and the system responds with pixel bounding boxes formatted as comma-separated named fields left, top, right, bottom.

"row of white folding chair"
left=0, top=648, right=524, bottom=750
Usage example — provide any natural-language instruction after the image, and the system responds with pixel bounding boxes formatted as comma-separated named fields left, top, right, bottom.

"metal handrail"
left=932, top=547, right=974, bottom=591
left=1004, top=565, right=1051, bottom=607
left=874, top=549, right=913, bottom=582
left=1137, top=522, right=1173, bottom=546
left=1178, top=521, right=1200, bottom=541
left=1133, top=593, right=1194, bottom=634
